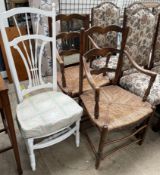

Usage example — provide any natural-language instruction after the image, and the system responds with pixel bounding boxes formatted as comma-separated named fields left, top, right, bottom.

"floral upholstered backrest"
left=92, top=2, right=120, bottom=48
left=125, top=2, right=146, bottom=16
left=122, top=8, right=156, bottom=71
left=152, top=5, right=160, bottom=64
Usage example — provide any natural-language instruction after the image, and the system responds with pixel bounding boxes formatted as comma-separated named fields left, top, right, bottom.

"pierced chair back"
left=50, top=14, right=90, bottom=97
left=0, top=5, right=57, bottom=102
left=49, top=14, right=89, bottom=53
left=82, top=47, right=155, bottom=119
left=91, top=2, right=120, bottom=48
left=79, top=25, right=129, bottom=91
left=122, top=8, right=156, bottom=72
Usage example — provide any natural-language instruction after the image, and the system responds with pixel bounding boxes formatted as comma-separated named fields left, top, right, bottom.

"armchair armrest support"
left=82, top=56, right=100, bottom=119
left=123, top=50, right=157, bottom=101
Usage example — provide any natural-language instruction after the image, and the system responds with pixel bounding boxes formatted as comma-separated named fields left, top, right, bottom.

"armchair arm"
left=56, top=49, right=64, bottom=65
left=82, top=56, right=100, bottom=119
left=124, top=50, right=157, bottom=78
left=123, top=50, right=157, bottom=101
left=82, top=56, right=100, bottom=90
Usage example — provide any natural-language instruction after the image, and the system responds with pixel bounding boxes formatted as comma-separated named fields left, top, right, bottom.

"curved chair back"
left=91, top=2, right=120, bottom=48
left=122, top=8, right=156, bottom=71
left=123, top=2, right=146, bottom=27
left=0, top=4, right=57, bottom=102
left=79, top=25, right=129, bottom=92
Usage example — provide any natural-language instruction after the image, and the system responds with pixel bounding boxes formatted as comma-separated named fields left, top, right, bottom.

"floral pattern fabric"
left=122, top=9, right=156, bottom=71
left=152, top=5, right=160, bottom=65
left=120, top=72, right=160, bottom=106
left=125, top=2, right=145, bottom=16
left=92, top=8, right=155, bottom=73
left=151, top=65, right=160, bottom=73
left=92, top=2, right=120, bottom=48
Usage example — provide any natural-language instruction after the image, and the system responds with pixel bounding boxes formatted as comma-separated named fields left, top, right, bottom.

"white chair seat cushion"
left=16, top=91, right=83, bottom=138
left=120, top=73, right=160, bottom=106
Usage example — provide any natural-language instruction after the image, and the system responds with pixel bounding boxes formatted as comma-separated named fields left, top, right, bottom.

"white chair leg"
left=75, top=120, right=80, bottom=147
left=26, top=138, right=36, bottom=171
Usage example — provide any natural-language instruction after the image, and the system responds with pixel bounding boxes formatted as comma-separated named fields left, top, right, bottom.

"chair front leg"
left=26, top=138, right=36, bottom=171
left=139, top=109, right=155, bottom=145
left=0, top=109, right=7, bottom=133
left=75, top=120, right=80, bottom=147
left=95, top=128, right=108, bottom=169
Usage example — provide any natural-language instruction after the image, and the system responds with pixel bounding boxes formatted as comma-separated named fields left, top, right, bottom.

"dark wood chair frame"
left=49, top=14, right=89, bottom=97
left=79, top=26, right=156, bottom=169
left=0, top=75, right=22, bottom=174
left=56, top=31, right=81, bottom=93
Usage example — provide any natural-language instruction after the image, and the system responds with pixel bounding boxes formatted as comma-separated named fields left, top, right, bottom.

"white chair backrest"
left=0, top=4, right=57, bottom=102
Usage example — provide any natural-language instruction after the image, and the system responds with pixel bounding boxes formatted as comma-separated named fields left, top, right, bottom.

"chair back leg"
left=26, top=138, right=36, bottom=171
left=75, top=120, right=80, bottom=147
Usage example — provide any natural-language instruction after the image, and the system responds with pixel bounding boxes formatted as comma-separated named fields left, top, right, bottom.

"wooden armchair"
left=56, top=24, right=127, bottom=98
left=80, top=47, right=155, bottom=169
left=48, top=14, right=91, bottom=98
left=56, top=28, right=111, bottom=98
left=119, top=8, right=160, bottom=108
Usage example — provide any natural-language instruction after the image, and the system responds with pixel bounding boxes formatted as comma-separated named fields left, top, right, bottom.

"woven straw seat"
left=80, top=85, right=152, bottom=131
left=58, top=65, right=110, bottom=97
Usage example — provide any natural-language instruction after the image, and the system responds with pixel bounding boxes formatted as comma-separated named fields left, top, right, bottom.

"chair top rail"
left=56, top=13, right=89, bottom=21
left=93, top=1, right=119, bottom=10
left=0, top=7, right=53, bottom=20
left=85, top=25, right=124, bottom=36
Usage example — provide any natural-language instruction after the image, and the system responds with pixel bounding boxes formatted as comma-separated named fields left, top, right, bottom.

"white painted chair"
left=0, top=4, right=83, bottom=171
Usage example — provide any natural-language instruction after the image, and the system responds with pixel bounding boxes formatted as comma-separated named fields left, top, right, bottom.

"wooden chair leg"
left=0, top=91, right=22, bottom=175
left=75, top=120, right=80, bottom=147
left=0, top=109, right=7, bottom=133
left=138, top=117, right=151, bottom=146
left=95, top=128, right=108, bottom=169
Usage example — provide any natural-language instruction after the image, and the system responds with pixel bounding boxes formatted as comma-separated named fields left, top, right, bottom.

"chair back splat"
left=0, top=5, right=57, bottom=102
left=79, top=25, right=129, bottom=95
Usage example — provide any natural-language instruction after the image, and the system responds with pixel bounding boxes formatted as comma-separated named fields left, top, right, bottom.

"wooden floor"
left=1, top=82, right=160, bottom=175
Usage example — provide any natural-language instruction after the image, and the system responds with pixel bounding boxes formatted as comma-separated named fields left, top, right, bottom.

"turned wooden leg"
left=138, top=117, right=151, bottom=146
left=0, top=109, right=7, bottom=133
left=75, top=120, right=80, bottom=147
left=0, top=90, right=22, bottom=175
left=95, top=128, right=108, bottom=169
left=26, top=138, right=36, bottom=171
